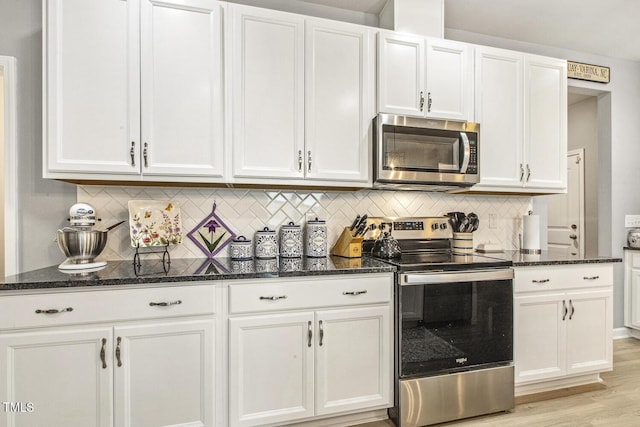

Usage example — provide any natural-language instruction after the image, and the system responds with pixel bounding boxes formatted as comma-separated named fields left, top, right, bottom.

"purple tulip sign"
left=187, top=202, right=236, bottom=258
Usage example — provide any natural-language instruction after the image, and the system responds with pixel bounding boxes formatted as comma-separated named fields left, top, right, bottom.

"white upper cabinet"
left=140, top=0, right=225, bottom=177
left=472, top=45, right=567, bottom=193
left=44, top=0, right=225, bottom=180
left=377, top=32, right=425, bottom=117
left=44, top=0, right=140, bottom=175
left=229, top=5, right=305, bottom=179
left=230, top=6, right=373, bottom=184
left=378, top=32, right=474, bottom=121
left=304, top=18, right=373, bottom=182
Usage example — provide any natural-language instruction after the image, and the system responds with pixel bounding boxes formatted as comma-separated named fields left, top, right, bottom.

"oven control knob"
left=431, top=223, right=439, bottom=230
left=439, top=223, right=447, bottom=230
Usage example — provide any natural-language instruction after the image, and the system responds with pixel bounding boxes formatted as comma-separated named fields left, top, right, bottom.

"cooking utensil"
left=105, top=220, right=126, bottom=232
left=354, top=221, right=368, bottom=237
left=467, top=213, right=479, bottom=232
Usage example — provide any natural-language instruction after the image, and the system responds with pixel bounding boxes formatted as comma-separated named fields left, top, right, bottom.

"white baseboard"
left=286, top=409, right=389, bottom=427
left=613, top=327, right=630, bottom=339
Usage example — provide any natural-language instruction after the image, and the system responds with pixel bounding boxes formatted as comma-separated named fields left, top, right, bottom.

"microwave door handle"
left=460, top=132, right=471, bottom=173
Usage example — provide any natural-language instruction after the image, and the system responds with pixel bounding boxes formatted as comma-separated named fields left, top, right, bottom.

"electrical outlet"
left=625, top=215, right=640, bottom=228
left=488, top=214, right=498, bottom=229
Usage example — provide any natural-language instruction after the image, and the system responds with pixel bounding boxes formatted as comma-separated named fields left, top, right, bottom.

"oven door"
left=398, top=269, right=513, bottom=378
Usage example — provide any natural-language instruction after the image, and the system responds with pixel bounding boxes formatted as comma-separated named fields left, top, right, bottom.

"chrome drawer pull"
left=130, top=141, right=136, bottom=166
left=35, top=307, right=73, bottom=314
left=343, top=290, right=367, bottom=296
left=562, top=300, right=568, bottom=321
left=583, top=276, right=600, bottom=280
left=532, top=279, right=550, bottom=284
left=259, top=295, right=287, bottom=301
left=319, top=320, right=324, bottom=346
left=149, top=300, right=182, bottom=307
left=116, top=337, right=123, bottom=367
left=100, top=338, right=107, bottom=369
left=569, top=300, right=575, bottom=320
left=307, top=321, right=313, bottom=347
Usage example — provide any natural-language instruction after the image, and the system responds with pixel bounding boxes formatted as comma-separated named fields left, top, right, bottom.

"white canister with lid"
left=255, top=227, right=278, bottom=259
left=305, top=217, right=327, bottom=257
left=229, top=235, right=253, bottom=260
left=280, top=221, right=303, bottom=258
left=628, top=229, right=640, bottom=248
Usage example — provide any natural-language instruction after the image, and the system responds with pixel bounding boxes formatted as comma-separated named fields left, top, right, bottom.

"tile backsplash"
left=78, top=186, right=532, bottom=261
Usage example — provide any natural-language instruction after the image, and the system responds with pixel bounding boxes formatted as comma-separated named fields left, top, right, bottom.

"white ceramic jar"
left=305, top=218, right=327, bottom=258
left=255, top=227, right=278, bottom=259
left=628, top=229, right=640, bottom=248
left=280, top=221, right=303, bottom=258
left=229, top=235, right=253, bottom=260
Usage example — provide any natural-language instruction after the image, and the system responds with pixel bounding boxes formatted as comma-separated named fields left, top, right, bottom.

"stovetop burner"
left=360, top=216, right=512, bottom=271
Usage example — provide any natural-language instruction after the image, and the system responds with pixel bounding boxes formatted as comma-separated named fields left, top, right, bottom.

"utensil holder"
left=330, top=227, right=364, bottom=258
left=452, top=232, right=473, bottom=255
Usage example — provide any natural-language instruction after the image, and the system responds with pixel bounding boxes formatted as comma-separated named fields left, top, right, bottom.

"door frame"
left=570, top=148, right=586, bottom=256
left=1, top=56, right=18, bottom=276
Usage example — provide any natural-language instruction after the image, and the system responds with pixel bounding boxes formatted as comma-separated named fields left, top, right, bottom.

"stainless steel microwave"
left=373, top=113, right=479, bottom=191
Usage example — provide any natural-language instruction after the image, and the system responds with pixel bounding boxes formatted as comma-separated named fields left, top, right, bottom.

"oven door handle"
left=401, top=269, right=514, bottom=285
left=459, top=132, right=471, bottom=173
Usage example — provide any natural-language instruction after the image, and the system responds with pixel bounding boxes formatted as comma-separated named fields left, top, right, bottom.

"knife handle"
left=349, top=215, right=360, bottom=231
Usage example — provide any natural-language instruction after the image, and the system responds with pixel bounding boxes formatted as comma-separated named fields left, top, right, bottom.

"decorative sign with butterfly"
left=128, top=200, right=183, bottom=247
left=187, top=201, right=236, bottom=258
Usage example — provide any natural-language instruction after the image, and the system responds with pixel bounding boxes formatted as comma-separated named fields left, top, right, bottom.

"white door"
left=474, top=46, right=524, bottom=188
left=230, top=5, right=305, bottom=179
left=524, top=54, right=567, bottom=190
left=314, top=306, right=392, bottom=416
left=377, top=31, right=425, bottom=117
left=140, top=0, right=225, bottom=178
left=514, top=293, right=566, bottom=384
left=0, top=327, right=113, bottom=427
left=113, top=319, right=215, bottom=427
left=45, top=0, right=140, bottom=175
left=229, top=312, right=315, bottom=427
left=425, top=38, right=473, bottom=121
left=547, top=149, right=585, bottom=257
left=304, top=19, right=373, bottom=183
left=565, top=290, right=613, bottom=375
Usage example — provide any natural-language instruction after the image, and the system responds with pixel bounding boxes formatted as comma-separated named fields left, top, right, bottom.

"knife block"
left=330, top=227, right=364, bottom=258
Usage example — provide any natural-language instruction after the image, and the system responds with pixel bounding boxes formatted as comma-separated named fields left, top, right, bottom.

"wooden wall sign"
left=567, top=61, right=610, bottom=83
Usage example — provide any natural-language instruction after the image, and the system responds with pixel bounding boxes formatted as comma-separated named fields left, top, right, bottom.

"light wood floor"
left=357, top=338, right=640, bottom=427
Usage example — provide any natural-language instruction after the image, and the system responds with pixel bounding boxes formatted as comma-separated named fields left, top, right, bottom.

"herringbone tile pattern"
left=78, top=186, right=532, bottom=261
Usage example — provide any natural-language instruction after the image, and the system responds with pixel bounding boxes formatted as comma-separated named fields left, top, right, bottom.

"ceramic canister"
left=280, top=221, right=303, bottom=258
left=305, top=217, right=327, bottom=258
left=229, top=235, right=253, bottom=260
left=254, top=227, right=278, bottom=259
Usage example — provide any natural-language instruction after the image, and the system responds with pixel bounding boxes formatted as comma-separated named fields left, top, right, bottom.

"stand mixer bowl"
left=57, top=229, right=107, bottom=264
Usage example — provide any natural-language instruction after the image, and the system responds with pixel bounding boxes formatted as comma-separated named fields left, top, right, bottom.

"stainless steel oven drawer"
left=398, top=365, right=514, bottom=427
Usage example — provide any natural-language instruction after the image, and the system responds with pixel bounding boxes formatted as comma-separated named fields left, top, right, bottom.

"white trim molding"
left=1, top=56, right=19, bottom=276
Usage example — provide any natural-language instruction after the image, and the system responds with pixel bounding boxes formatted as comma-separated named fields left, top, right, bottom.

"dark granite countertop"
left=486, top=249, right=622, bottom=266
left=0, top=256, right=396, bottom=293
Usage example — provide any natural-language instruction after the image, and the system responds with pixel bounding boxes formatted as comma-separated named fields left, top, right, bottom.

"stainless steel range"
left=362, top=217, right=514, bottom=427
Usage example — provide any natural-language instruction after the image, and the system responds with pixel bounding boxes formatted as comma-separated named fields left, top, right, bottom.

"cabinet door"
left=565, top=290, right=613, bottom=375
left=377, top=32, right=425, bottom=117
left=474, top=46, right=524, bottom=188
left=229, top=312, right=315, bottom=427
left=230, top=5, right=305, bottom=179
left=0, top=327, right=113, bottom=427
left=45, top=0, right=140, bottom=175
left=425, top=38, right=473, bottom=121
left=113, top=319, right=215, bottom=427
left=305, top=19, right=373, bottom=183
left=140, top=0, right=225, bottom=178
left=524, top=55, right=567, bottom=190
left=514, top=293, right=566, bottom=384
left=630, top=268, right=640, bottom=328
left=315, top=306, right=392, bottom=416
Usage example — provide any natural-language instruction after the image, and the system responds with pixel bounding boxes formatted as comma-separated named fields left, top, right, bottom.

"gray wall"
left=446, top=28, right=640, bottom=330
left=0, top=0, right=76, bottom=272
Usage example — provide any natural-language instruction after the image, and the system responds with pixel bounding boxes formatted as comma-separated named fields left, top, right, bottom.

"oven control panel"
left=363, top=217, right=452, bottom=240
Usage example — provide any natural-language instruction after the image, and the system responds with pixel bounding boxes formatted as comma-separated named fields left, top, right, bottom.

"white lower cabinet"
left=227, top=274, right=393, bottom=427
left=514, top=265, right=613, bottom=391
left=624, top=249, right=640, bottom=332
left=0, top=284, right=217, bottom=427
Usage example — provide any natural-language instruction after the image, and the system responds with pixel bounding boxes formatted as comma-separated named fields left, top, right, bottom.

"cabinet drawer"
left=228, top=274, right=392, bottom=314
left=514, top=264, right=613, bottom=293
left=0, top=284, right=215, bottom=330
